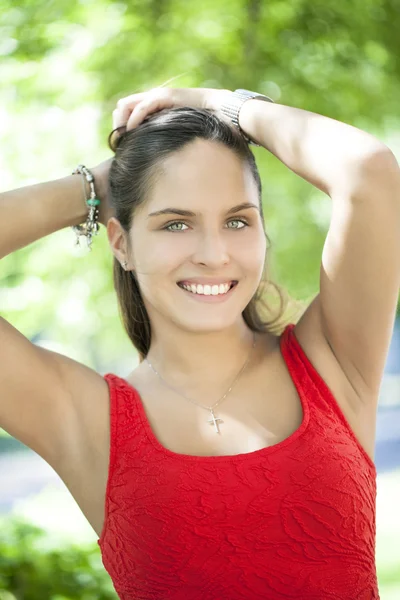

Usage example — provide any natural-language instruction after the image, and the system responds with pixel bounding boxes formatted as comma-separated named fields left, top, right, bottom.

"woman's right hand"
left=91, top=157, right=115, bottom=226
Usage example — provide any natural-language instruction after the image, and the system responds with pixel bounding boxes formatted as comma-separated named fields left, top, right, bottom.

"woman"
left=1, top=86, right=399, bottom=599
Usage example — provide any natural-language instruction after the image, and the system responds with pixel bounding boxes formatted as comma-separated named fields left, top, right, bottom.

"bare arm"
left=0, top=157, right=114, bottom=259
left=239, top=96, right=400, bottom=406
left=238, top=98, right=389, bottom=196
left=0, top=158, right=113, bottom=464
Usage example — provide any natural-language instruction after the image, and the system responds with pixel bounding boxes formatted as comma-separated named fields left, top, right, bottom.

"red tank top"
left=97, top=323, right=379, bottom=599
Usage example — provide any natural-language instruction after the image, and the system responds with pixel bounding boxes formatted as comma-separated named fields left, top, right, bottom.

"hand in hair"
left=112, top=87, right=232, bottom=134
left=91, top=157, right=115, bottom=226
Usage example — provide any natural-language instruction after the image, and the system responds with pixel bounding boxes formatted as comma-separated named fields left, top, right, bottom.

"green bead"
left=87, top=197, right=100, bottom=206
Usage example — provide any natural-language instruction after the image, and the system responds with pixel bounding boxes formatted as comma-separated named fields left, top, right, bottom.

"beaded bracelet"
left=71, top=164, right=101, bottom=251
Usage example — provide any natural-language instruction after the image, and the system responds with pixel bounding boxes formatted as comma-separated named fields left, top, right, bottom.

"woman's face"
left=127, top=139, right=267, bottom=334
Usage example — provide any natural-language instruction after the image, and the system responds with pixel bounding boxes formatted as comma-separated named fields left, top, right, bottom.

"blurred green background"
left=0, top=0, right=400, bottom=598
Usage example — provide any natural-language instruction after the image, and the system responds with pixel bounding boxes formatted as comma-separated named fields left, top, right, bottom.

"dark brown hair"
left=107, top=106, right=304, bottom=362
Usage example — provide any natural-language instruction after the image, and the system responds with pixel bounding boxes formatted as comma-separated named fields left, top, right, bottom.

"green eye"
left=165, top=222, right=188, bottom=231
left=163, top=218, right=249, bottom=232
left=228, top=219, right=248, bottom=229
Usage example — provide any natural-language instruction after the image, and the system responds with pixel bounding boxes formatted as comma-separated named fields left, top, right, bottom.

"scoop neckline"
left=106, top=324, right=310, bottom=462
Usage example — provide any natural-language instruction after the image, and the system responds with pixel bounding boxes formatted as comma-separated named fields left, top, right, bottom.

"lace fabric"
left=97, top=324, right=379, bottom=600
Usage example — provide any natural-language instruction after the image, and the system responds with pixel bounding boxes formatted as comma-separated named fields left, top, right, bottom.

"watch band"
left=220, top=88, right=274, bottom=147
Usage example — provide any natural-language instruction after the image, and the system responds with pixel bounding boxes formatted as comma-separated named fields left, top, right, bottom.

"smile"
left=178, top=281, right=237, bottom=296
left=177, top=281, right=238, bottom=303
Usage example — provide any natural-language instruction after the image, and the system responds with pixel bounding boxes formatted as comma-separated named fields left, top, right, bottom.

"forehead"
left=148, top=139, right=258, bottom=205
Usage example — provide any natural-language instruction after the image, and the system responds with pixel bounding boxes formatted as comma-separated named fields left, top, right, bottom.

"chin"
left=174, top=312, right=244, bottom=334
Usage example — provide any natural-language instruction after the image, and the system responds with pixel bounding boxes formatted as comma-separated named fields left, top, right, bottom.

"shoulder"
left=291, top=297, right=362, bottom=409
left=52, top=361, right=111, bottom=474
left=291, top=296, right=377, bottom=462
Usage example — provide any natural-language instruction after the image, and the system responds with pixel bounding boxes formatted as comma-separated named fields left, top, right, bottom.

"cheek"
left=139, top=248, right=184, bottom=277
left=235, top=235, right=266, bottom=268
left=132, top=232, right=183, bottom=274
left=132, top=251, right=182, bottom=301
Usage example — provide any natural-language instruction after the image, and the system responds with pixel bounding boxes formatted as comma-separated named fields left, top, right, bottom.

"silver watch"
left=220, top=88, right=274, bottom=147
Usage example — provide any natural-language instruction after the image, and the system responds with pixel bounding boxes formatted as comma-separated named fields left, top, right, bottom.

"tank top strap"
left=280, top=322, right=377, bottom=475
left=280, top=323, right=343, bottom=416
left=98, top=373, right=150, bottom=548
left=102, top=372, right=147, bottom=457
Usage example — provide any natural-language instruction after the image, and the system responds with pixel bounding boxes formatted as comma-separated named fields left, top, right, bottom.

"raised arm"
left=0, top=158, right=113, bottom=258
left=0, top=158, right=112, bottom=465
left=239, top=97, right=400, bottom=405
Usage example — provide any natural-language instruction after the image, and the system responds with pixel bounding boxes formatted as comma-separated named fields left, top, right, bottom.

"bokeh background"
left=0, top=0, right=400, bottom=597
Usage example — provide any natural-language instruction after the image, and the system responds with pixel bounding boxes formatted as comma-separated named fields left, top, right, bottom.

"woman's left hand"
left=112, top=87, right=232, bottom=133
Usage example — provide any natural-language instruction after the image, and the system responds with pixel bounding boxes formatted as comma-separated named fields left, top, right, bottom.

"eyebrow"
left=147, top=202, right=260, bottom=218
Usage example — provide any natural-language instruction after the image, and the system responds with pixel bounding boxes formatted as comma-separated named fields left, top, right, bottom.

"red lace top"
left=98, top=323, right=379, bottom=599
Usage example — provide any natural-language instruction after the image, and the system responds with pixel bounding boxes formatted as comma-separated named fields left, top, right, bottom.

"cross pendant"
left=207, top=410, right=223, bottom=434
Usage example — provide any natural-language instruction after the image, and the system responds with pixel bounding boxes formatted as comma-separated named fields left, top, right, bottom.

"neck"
left=142, top=319, right=268, bottom=393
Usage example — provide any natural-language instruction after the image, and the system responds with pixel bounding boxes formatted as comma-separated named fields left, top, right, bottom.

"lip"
left=177, top=279, right=238, bottom=286
left=177, top=281, right=238, bottom=303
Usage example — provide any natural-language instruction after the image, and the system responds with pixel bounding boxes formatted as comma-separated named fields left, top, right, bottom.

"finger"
left=125, top=102, right=152, bottom=131
left=113, top=93, right=146, bottom=129
left=126, top=95, right=174, bottom=131
left=117, top=93, right=146, bottom=115
left=113, top=107, right=130, bottom=130
left=113, top=87, right=176, bottom=130
left=117, top=92, right=146, bottom=106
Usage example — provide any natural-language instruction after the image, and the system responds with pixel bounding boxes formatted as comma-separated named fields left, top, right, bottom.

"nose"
left=191, top=230, right=230, bottom=268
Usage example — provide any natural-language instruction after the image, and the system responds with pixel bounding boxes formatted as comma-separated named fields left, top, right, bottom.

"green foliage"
left=0, top=517, right=117, bottom=599
left=0, top=4, right=399, bottom=596
left=0, top=2, right=399, bottom=359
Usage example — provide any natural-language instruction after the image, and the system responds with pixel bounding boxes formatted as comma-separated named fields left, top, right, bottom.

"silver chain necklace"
left=144, top=332, right=256, bottom=434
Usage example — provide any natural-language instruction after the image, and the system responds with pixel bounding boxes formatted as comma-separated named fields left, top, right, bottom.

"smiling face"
left=112, top=138, right=267, bottom=336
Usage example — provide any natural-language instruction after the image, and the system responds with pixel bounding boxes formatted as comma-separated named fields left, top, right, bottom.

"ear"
left=106, top=217, right=132, bottom=268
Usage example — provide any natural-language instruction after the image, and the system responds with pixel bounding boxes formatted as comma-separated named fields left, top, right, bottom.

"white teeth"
left=180, top=282, right=232, bottom=295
